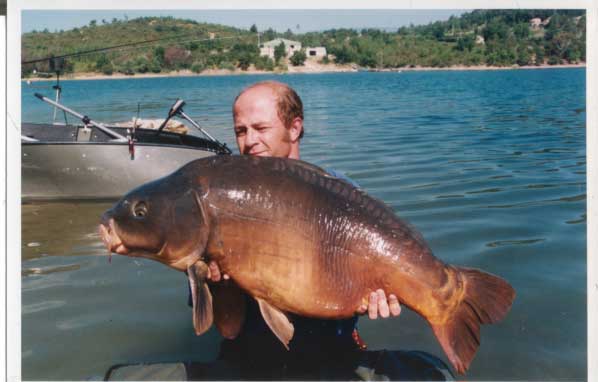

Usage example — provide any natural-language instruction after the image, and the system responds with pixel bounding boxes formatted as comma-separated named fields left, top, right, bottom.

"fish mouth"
left=98, top=219, right=130, bottom=255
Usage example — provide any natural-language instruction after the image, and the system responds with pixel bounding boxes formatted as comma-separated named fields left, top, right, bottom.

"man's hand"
left=357, top=289, right=401, bottom=319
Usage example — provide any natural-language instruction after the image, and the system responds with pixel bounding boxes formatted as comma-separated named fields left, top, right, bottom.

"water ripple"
left=486, top=238, right=546, bottom=248
left=22, top=263, right=81, bottom=277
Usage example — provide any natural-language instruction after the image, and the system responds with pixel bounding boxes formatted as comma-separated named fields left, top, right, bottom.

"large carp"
left=99, top=155, right=515, bottom=374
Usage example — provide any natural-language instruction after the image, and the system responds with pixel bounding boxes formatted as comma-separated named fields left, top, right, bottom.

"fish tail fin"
left=430, top=267, right=515, bottom=374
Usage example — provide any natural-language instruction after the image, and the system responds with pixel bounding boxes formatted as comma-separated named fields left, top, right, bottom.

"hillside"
left=21, top=10, right=586, bottom=78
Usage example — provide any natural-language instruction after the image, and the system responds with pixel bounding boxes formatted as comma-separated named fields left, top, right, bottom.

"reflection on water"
left=22, top=69, right=586, bottom=381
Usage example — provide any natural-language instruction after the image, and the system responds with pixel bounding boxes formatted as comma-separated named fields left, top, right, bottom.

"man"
left=203, top=81, right=401, bottom=379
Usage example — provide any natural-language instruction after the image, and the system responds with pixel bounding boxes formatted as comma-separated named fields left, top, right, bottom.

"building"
left=259, top=38, right=327, bottom=59
left=530, top=18, right=542, bottom=29
left=260, top=38, right=302, bottom=59
left=305, top=47, right=327, bottom=58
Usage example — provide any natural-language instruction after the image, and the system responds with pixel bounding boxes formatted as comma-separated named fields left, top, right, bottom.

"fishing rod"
left=22, top=34, right=248, bottom=65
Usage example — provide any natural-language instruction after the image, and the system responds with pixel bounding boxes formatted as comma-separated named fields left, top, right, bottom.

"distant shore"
left=22, top=61, right=586, bottom=82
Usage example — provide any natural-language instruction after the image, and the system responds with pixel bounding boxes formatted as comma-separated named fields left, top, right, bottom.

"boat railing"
left=155, top=98, right=230, bottom=154
left=34, top=93, right=128, bottom=142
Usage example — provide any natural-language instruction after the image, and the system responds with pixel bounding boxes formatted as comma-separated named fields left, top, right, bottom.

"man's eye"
left=235, top=129, right=246, bottom=136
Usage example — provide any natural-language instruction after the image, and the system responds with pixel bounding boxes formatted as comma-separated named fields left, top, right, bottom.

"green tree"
left=250, top=24, right=258, bottom=33
left=283, top=28, right=293, bottom=39
left=331, top=46, right=354, bottom=64
left=483, top=19, right=509, bottom=41
left=516, top=46, right=531, bottom=66
left=533, top=44, right=545, bottom=65
left=513, top=22, right=530, bottom=39
left=255, top=55, right=275, bottom=71
left=237, top=52, right=252, bottom=70
left=149, top=58, right=162, bottom=73
left=456, top=35, right=475, bottom=51
left=191, top=61, right=206, bottom=73
left=95, top=55, right=113, bottom=74
left=133, top=56, right=150, bottom=73
left=289, top=50, right=307, bottom=66
left=274, top=41, right=286, bottom=63
left=154, top=47, right=165, bottom=64
left=262, top=28, right=276, bottom=42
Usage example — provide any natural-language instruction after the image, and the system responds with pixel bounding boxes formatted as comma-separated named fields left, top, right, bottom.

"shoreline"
left=22, top=62, right=586, bottom=82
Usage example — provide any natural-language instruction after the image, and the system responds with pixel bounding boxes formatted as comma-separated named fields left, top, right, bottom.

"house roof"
left=262, top=38, right=301, bottom=47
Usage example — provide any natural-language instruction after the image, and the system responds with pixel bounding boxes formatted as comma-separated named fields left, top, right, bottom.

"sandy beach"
left=22, top=59, right=585, bottom=82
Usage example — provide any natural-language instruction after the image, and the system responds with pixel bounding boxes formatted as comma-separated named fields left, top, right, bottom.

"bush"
left=289, top=50, right=307, bottom=66
left=119, top=61, right=135, bottom=75
left=95, top=55, right=113, bottom=74
left=218, top=61, right=235, bottom=71
left=255, top=56, right=275, bottom=71
left=191, top=61, right=206, bottom=73
left=547, top=55, right=561, bottom=65
left=237, top=53, right=252, bottom=70
left=100, top=63, right=114, bottom=75
left=149, top=59, right=162, bottom=73
left=133, top=56, right=150, bottom=73
left=164, top=46, right=191, bottom=69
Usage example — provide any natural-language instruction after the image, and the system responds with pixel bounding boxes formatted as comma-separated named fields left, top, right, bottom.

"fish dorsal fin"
left=187, top=261, right=213, bottom=335
left=256, top=298, right=294, bottom=349
left=211, top=282, right=246, bottom=339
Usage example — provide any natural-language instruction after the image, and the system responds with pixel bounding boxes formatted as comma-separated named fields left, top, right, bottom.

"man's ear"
left=289, top=117, right=303, bottom=142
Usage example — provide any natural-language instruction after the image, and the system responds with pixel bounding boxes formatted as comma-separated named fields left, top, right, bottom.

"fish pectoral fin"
left=211, top=281, right=246, bottom=339
left=187, top=261, right=214, bottom=336
left=256, top=298, right=294, bottom=349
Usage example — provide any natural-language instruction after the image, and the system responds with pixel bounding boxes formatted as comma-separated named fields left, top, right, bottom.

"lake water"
left=21, top=69, right=587, bottom=381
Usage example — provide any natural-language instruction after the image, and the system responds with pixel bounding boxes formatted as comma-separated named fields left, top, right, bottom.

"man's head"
left=232, top=81, right=304, bottom=159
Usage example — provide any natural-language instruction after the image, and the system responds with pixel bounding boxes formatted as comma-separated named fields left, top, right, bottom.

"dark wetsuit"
left=216, top=295, right=361, bottom=380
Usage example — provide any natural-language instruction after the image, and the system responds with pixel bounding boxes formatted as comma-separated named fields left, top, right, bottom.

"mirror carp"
left=99, top=155, right=515, bottom=374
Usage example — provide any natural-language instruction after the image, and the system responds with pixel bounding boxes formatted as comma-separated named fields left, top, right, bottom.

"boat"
left=22, top=92, right=231, bottom=202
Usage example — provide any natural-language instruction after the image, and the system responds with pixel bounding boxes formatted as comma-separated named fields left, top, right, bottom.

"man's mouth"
left=98, top=220, right=129, bottom=255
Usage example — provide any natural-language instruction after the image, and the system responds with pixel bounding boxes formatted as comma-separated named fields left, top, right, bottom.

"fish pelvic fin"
left=212, top=281, right=246, bottom=339
left=431, top=267, right=515, bottom=375
left=187, top=261, right=214, bottom=336
left=256, top=298, right=294, bottom=350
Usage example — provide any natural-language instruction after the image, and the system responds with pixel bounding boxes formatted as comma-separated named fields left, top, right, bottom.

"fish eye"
left=132, top=201, right=148, bottom=218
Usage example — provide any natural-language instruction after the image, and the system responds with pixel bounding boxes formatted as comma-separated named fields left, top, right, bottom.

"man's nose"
left=244, top=128, right=259, bottom=146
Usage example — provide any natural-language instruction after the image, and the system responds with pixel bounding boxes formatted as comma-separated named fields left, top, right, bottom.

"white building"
left=305, top=46, right=327, bottom=58
left=260, top=38, right=302, bottom=59
left=529, top=18, right=543, bottom=29
left=259, top=38, right=327, bottom=59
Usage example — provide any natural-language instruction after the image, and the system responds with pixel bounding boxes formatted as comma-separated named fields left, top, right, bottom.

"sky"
left=22, top=9, right=467, bottom=34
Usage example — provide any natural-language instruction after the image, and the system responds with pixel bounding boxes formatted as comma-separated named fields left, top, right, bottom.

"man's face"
left=233, top=86, right=293, bottom=158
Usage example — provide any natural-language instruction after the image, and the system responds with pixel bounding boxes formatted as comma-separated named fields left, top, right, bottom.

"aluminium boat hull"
left=22, top=142, right=216, bottom=201
left=21, top=122, right=229, bottom=202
